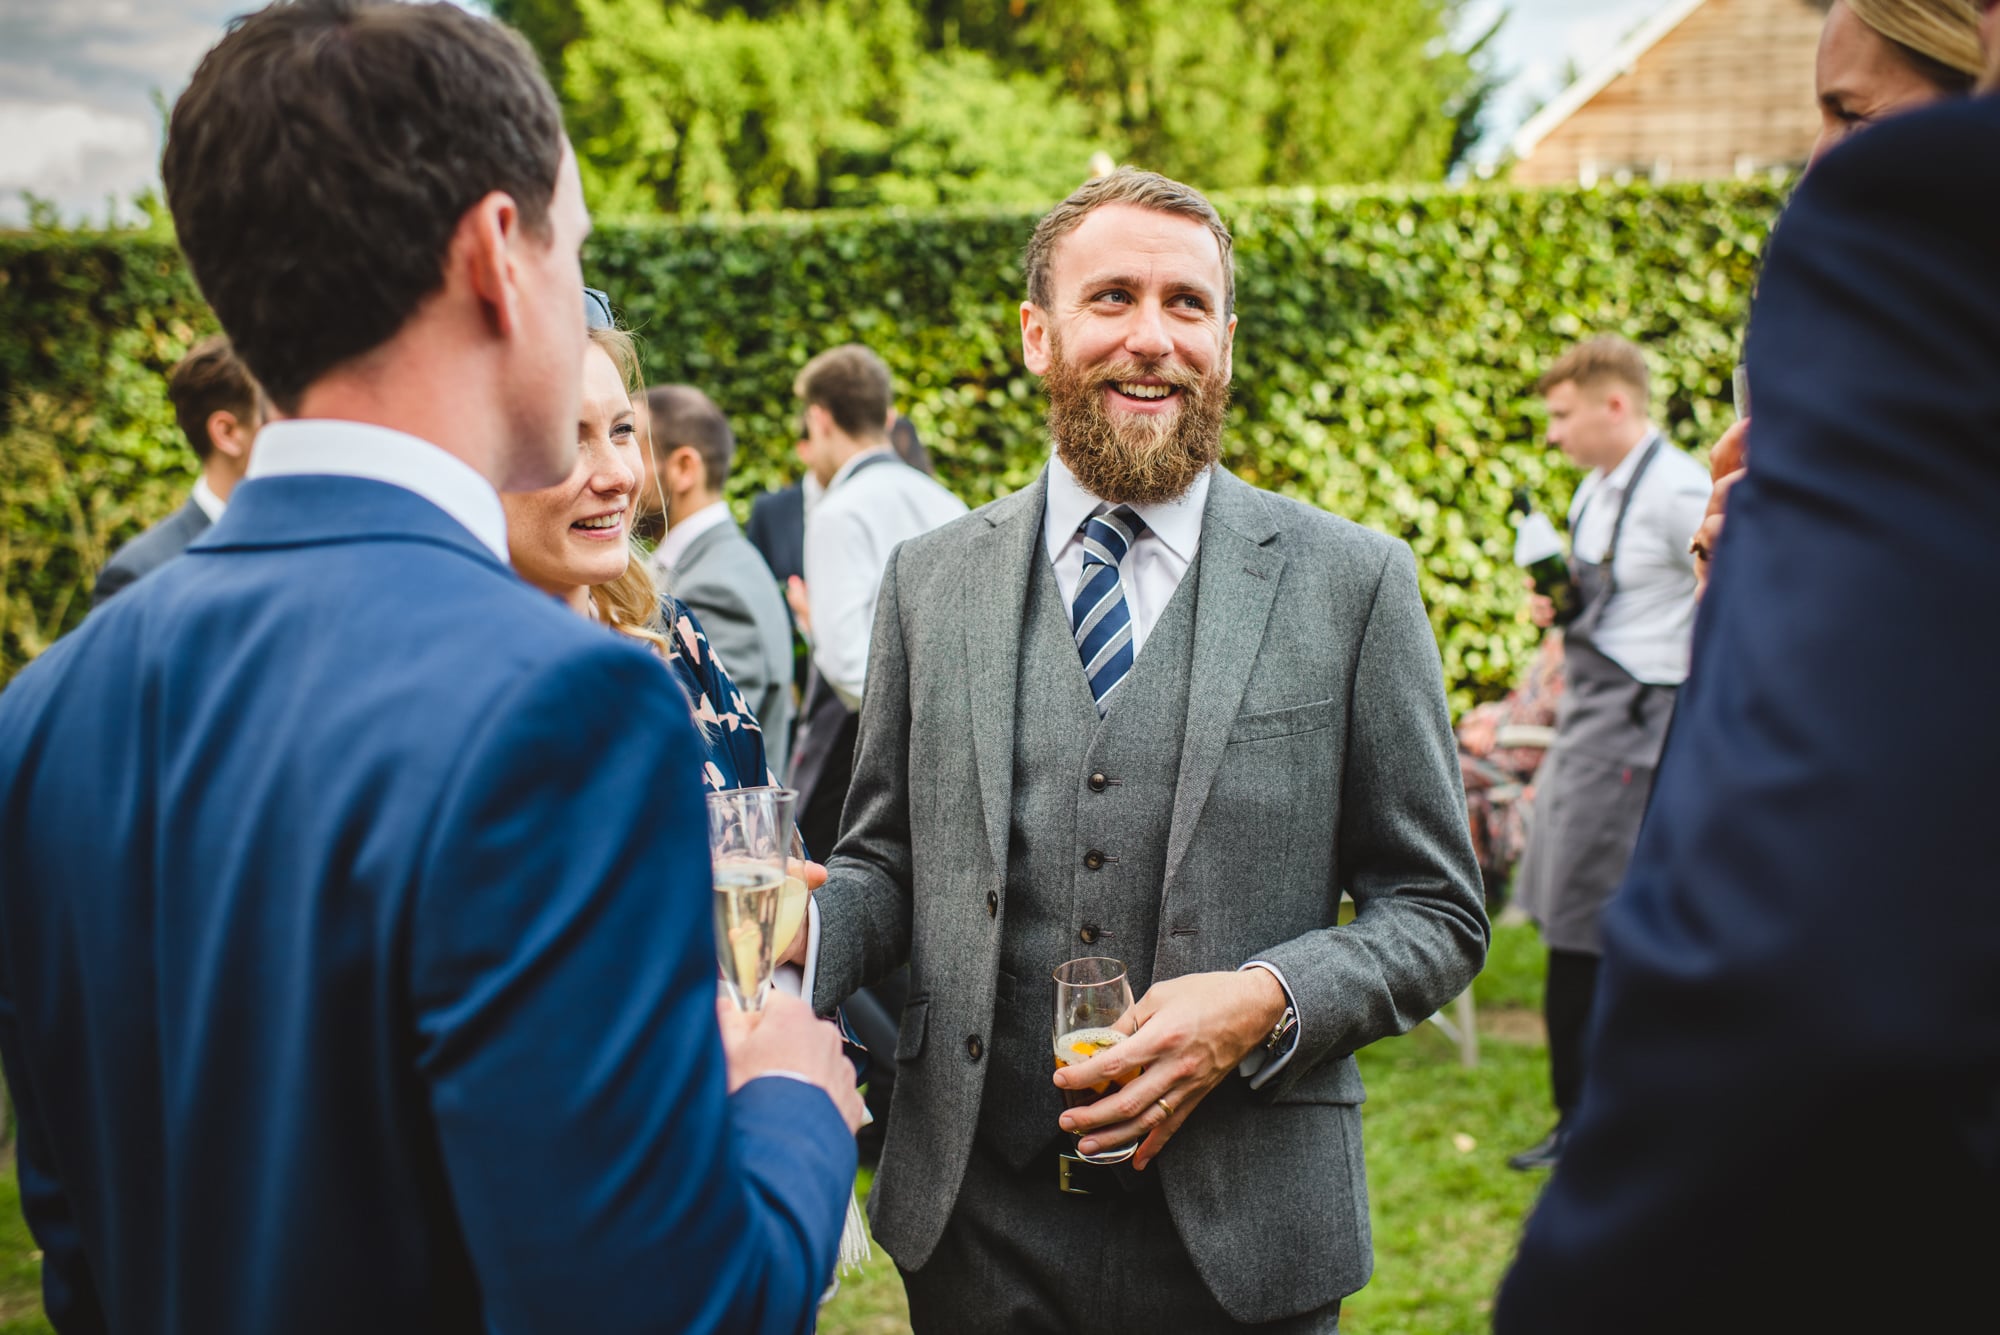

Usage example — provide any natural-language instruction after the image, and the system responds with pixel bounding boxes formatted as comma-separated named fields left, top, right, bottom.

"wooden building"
left=1509, top=0, right=1826, bottom=187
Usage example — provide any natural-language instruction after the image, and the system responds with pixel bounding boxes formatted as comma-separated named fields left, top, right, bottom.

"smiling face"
left=1811, top=2, right=1959, bottom=165
left=503, top=341, right=638, bottom=607
left=1022, top=202, right=1237, bottom=505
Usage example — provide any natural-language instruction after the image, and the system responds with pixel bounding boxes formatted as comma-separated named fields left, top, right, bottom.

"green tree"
left=562, top=0, right=1111, bottom=214
left=502, top=0, right=1496, bottom=214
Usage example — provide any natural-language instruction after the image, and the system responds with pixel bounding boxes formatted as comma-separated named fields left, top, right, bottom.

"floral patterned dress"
left=658, top=598, right=779, bottom=795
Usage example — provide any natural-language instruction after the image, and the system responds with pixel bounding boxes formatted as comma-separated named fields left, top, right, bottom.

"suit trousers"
left=900, top=1139, right=1341, bottom=1335
left=1545, top=948, right=1601, bottom=1122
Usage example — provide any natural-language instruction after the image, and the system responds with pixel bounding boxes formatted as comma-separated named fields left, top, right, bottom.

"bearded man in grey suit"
left=784, top=169, right=1487, bottom=1332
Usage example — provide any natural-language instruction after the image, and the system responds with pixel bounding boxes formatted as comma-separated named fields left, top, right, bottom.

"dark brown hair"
left=643, top=385, right=736, bottom=493
left=168, top=334, right=262, bottom=460
left=1023, top=168, right=1236, bottom=317
left=1537, top=335, right=1651, bottom=410
left=162, top=0, right=566, bottom=412
left=793, top=344, right=893, bottom=443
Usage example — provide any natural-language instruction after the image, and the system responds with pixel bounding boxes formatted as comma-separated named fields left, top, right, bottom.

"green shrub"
left=0, top=179, right=1784, bottom=702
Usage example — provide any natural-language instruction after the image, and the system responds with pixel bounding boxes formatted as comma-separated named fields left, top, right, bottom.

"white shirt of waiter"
left=1566, top=431, right=1711, bottom=686
left=802, top=445, right=967, bottom=710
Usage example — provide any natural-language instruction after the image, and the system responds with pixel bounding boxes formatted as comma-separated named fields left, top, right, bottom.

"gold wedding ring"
left=1156, top=1098, right=1173, bottom=1118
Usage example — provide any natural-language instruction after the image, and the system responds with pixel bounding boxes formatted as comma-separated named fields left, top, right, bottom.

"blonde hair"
left=583, top=326, right=669, bottom=652
left=1844, top=0, right=1983, bottom=85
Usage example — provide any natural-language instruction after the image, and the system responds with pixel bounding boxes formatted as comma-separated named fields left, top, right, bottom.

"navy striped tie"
left=1071, top=506, right=1148, bottom=714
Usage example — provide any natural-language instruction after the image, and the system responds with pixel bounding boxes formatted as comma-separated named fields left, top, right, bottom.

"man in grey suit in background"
left=95, top=334, right=266, bottom=606
left=787, top=169, right=1487, bottom=1332
left=646, top=383, right=795, bottom=776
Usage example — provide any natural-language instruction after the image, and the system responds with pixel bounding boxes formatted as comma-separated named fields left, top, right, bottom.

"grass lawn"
left=0, top=918, right=1549, bottom=1334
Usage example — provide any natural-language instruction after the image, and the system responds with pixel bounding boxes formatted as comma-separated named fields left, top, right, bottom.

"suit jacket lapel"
left=1163, top=469, right=1285, bottom=895
left=963, top=474, right=1047, bottom=884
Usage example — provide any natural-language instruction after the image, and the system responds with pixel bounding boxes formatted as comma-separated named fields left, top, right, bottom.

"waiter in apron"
left=1510, top=336, right=1712, bottom=1172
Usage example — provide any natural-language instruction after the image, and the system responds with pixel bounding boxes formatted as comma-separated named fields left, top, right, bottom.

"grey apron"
left=1517, top=433, right=1677, bottom=954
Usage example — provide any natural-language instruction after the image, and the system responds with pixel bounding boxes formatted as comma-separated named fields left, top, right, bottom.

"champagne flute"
left=707, top=787, right=795, bottom=1013
left=1052, top=957, right=1139, bottom=1165
left=715, top=785, right=810, bottom=962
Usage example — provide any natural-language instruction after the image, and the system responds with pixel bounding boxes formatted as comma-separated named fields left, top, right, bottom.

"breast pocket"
left=1227, top=697, right=1336, bottom=745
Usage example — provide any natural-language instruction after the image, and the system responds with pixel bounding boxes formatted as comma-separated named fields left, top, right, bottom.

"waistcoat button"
left=1083, top=850, right=1105, bottom=871
left=1088, top=772, right=1108, bottom=792
left=1079, top=923, right=1100, bottom=945
left=986, top=890, right=999, bottom=917
left=966, top=1034, right=984, bottom=1061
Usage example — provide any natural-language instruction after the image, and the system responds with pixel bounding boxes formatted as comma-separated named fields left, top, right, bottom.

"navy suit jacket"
left=744, top=484, right=805, bottom=587
left=0, top=474, right=854, bottom=1334
left=1498, top=98, right=2000, bottom=1330
left=92, top=496, right=212, bottom=606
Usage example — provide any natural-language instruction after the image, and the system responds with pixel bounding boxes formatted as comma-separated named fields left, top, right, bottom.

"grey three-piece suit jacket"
left=812, top=465, right=1487, bottom=1324
left=667, top=516, right=796, bottom=778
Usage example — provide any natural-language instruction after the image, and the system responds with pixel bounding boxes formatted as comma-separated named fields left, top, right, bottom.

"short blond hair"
left=1023, top=168, right=1235, bottom=316
left=1538, top=335, right=1651, bottom=410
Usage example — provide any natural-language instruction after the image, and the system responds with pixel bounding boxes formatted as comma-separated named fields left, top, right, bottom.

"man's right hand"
left=718, top=992, right=864, bottom=1132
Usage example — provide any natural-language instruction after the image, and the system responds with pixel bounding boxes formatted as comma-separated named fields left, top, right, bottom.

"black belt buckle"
left=1058, top=1151, right=1113, bottom=1195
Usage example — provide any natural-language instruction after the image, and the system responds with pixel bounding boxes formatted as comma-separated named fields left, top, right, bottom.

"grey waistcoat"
left=976, top=543, right=1201, bottom=1169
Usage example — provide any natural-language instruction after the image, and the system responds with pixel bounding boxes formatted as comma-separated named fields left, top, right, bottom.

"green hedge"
left=1, top=180, right=1785, bottom=704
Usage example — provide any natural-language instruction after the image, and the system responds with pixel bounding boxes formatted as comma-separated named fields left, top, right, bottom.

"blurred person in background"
left=642, top=383, right=796, bottom=777
left=94, top=333, right=267, bottom=605
left=787, top=344, right=965, bottom=859
left=1508, top=336, right=1708, bottom=1173
left=1498, top=21, right=2000, bottom=1328
left=1694, top=0, right=1983, bottom=592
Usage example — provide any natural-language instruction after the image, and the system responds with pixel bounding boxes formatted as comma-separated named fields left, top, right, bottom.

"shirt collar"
left=1595, top=426, right=1660, bottom=493
left=245, top=419, right=510, bottom=564
left=656, top=498, right=732, bottom=571
left=1044, top=449, right=1211, bottom=563
left=190, top=475, right=227, bottom=524
left=826, top=445, right=896, bottom=492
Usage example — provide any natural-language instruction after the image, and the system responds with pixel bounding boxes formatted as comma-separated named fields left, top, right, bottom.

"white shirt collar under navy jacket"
left=246, top=420, right=511, bottom=565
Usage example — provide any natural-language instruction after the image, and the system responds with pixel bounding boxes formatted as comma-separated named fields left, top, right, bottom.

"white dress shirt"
left=246, top=419, right=509, bottom=563
left=653, top=499, right=733, bottom=572
left=802, top=446, right=968, bottom=710
left=1567, top=431, right=1710, bottom=686
left=191, top=475, right=228, bottom=525
left=1043, top=451, right=1210, bottom=652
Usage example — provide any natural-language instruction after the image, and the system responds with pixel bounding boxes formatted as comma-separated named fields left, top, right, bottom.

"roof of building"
left=1510, top=0, right=1710, bottom=161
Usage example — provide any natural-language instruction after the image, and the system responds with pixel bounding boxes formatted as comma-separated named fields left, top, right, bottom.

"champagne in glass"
left=707, top=787, right=797, bottom=1012
left=1052, top=957, right=1139, bottom=1164
left=713, top=859, right=783, bottom=1012
left=719, top=786, right=808, bottom=960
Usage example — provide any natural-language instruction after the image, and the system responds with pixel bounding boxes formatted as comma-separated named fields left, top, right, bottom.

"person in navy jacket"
left=1496, top=70, right=2000, bottom=1335
left=0, top=3, right=860, bottom=1333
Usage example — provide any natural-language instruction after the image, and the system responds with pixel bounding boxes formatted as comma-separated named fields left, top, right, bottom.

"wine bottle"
left=1511, top=489, right=1579, bottom=626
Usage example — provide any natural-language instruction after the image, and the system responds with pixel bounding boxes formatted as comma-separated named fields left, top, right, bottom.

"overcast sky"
left=1, top=0, right=1670, bottom=225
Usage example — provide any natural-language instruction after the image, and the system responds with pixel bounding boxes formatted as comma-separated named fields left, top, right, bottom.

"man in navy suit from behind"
left=0, top=3, right=859, bottom=1333
left=1497, top=34, right=2000, bottom=1335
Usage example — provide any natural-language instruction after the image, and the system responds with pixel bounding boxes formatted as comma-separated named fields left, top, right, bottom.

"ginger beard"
left=1042, top=328, right=1231, bottom=507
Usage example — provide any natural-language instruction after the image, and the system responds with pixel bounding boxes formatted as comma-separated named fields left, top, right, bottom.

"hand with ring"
left=1053, top=968, right=1288, bottom=1171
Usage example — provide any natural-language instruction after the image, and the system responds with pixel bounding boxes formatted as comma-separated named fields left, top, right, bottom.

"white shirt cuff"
left=771, top=895, right=823, bottom=1008
left=1236, top=960, right=1300, bottom=1090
